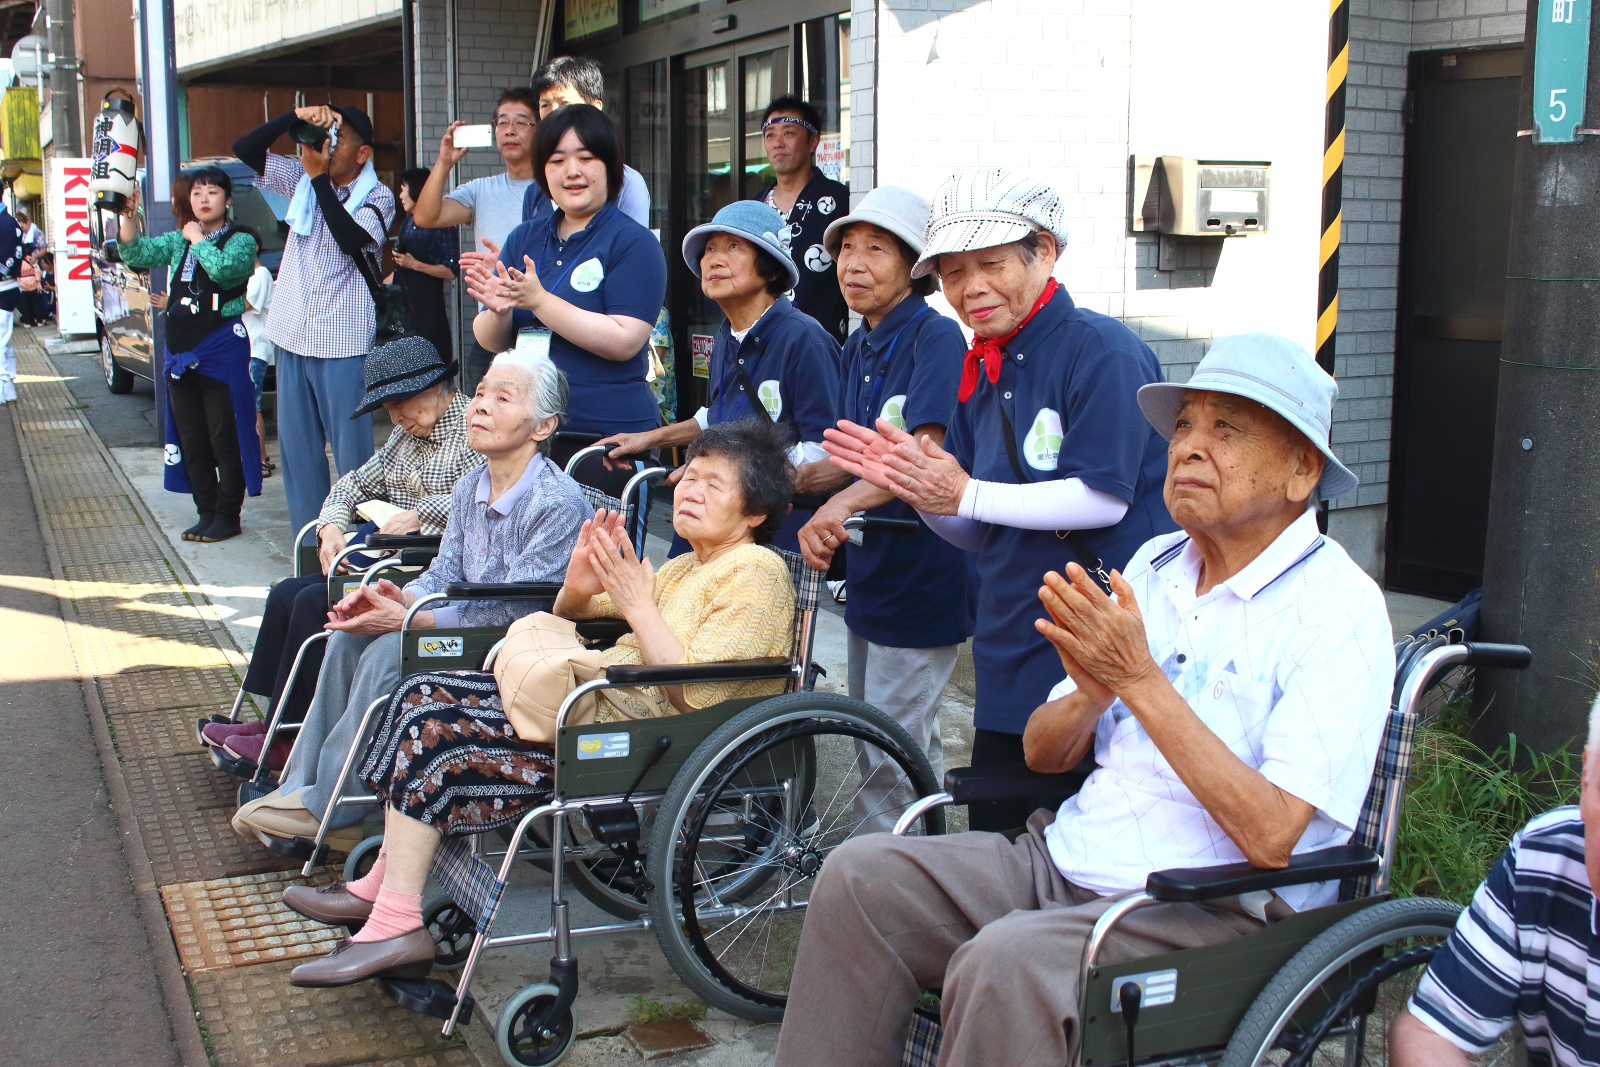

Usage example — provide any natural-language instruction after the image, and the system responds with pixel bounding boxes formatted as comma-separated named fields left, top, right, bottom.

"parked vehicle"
left=92, top=156, right=287, bottom=395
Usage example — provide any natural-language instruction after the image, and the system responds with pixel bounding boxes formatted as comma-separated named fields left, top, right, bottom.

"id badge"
left=515, top=327, right=552, bottom=358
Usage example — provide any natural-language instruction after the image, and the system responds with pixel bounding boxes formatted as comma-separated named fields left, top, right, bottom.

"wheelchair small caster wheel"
left=423, top=895, right=477, bottom=970
left=342, top=835, right=384, bottom=882
left=497, top=983, right=574, bottom=1067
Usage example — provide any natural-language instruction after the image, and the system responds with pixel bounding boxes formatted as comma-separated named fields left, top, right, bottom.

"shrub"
left=1391, top=699, right=1580, bottom=904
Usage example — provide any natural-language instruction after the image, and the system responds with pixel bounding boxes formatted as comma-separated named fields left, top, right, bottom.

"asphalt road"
left=49, top=342, right=164, bottom=449
left=0, top=398, right=182, bottom=1066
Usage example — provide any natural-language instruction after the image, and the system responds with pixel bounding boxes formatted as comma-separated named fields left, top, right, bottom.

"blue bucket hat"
left=1135, top=333, right=1360, bottom=503
left=681, top=200, right=801, bottom=291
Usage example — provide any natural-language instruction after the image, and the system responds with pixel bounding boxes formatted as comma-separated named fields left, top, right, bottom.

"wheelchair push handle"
left=841, top=516, right=922, bottom=535
left=1460, top=642, right=1532, bottom=669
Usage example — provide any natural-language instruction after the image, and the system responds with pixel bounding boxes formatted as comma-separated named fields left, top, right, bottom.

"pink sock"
left=343, top=848, right=387, bottom=902
left=350, top=885, right=423, bottom=943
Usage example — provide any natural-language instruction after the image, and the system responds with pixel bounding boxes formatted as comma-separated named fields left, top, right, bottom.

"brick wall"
left=1333, top=0, right=1525, bottom=508
left=414, top=0, right=545, bottom=362
left=854, top=0, right=1525, bottom=520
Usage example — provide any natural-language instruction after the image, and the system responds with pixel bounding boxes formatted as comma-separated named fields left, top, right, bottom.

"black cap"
left=350, top=335, right=456, bottom=419
left=332, top=106, right=375, bottom=147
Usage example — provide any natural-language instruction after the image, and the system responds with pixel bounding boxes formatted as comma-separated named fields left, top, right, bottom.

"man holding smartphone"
left=232, top=105, right=396, bottom=537
left=412, top=87, right=541, bottom=392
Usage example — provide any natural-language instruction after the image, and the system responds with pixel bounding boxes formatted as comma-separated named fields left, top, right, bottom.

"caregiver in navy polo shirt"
left=824, top=168, right=1175, bottom=831
left=467, top=103, right=666, bottom=458
left=594, top=199, right=842, bottom=554
left=796, top=185, right=969, bottom=832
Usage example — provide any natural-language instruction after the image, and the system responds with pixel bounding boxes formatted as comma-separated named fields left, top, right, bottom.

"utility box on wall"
left=1131, top=156, right=1272, bottom=236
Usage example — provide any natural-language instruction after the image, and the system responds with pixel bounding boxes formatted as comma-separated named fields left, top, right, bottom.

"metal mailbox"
left=1131, top=156, right=1271, bottom=236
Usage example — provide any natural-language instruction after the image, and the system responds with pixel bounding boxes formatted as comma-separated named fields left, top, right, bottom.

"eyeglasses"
left=493, top=118, right=536, bottom=131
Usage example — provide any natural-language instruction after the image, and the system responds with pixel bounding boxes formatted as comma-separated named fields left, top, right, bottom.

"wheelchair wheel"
left=647, top=693, right=944, bottom=1022
left=1220, top=896, right=1464, bottom=1067
left=342, top=835, right=384, bottom=882
left=423, top=895, right=477, bottom=970
left=496, top=982, right=574, bottom=1066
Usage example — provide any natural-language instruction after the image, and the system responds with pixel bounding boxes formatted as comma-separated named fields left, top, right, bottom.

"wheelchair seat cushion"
left=359, top=670, right=556, bottom=837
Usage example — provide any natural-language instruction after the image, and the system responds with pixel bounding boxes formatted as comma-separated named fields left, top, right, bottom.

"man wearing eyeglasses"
left=413, top=87, right=543, bottom=392
left=755, top=95, right=851, bottom=345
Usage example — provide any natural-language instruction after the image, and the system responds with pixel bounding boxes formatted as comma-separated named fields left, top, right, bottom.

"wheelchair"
left=217, top=444, right=663, bottom=845
left=886, top=638, right=1532, bottom=1067
left=295, top=514, right=937, bottom=1065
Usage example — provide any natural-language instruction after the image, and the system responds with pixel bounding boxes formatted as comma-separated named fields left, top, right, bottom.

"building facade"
left=151, top=0, right=1530, bottom=596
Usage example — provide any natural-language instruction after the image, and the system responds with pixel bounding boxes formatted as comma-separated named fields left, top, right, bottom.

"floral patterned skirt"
left=358, top=670, right=555, bottom=837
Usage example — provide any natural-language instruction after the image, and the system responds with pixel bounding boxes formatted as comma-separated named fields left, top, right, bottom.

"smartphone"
left=454, top=124, right=495, bottom=148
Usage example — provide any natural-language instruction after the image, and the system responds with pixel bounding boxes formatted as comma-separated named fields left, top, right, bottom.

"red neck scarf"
left=958, top=280, right=1060, bottom=402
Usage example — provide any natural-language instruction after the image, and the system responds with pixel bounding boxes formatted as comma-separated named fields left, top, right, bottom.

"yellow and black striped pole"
left=1318, top=0, right=1349, bottom=374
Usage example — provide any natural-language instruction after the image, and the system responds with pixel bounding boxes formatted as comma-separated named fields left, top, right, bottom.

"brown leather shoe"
left=283, top=882, right=374, bottom=926
left=288, top=927, right=434, bottom=987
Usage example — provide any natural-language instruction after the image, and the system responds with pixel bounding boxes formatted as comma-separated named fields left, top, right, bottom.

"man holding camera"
left=233, top=105, right=397, bottom=537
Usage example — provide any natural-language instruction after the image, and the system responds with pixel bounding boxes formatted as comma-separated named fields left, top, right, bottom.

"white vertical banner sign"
left=49, top=157, right=96, bottom=335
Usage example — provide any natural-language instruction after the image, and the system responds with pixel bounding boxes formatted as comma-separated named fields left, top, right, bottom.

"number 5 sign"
left=1535, top=0, right=1592, bottom=142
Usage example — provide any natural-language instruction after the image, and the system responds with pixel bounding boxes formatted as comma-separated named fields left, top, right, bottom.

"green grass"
left=1391, top=699, right=1581, bottom=904
left=628, top=995, right=708, bottom=1025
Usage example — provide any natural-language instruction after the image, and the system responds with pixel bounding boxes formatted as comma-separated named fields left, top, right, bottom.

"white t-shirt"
left=1042, top=507, right=1394, bottom=912
left=242, top=266, right=276, bottom=364
left=444, top=172, right=536, bottom=256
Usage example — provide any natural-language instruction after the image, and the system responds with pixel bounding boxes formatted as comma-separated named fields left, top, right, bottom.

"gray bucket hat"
left=350, top=335, right=455, bottom=419
left=1135, top=333, right=1360, bottom=502
left=681, top=200, right=801, bottom=291
left=822, top=185, right=930, bottom=259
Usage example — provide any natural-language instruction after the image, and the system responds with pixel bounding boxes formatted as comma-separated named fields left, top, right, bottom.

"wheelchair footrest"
left=255, top=832, right=323, bottom=864
left=379, top=977, right=474, bottom=1024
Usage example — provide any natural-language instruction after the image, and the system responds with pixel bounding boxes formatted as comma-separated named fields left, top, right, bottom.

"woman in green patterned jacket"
left=119, top=167, right=260, bottom=542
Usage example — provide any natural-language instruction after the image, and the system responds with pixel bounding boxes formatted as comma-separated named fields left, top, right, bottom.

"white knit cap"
left=912, top=168, right=1069, bottom=279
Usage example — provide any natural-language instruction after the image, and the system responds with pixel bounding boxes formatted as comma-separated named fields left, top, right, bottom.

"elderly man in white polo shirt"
left=774, top=333, right=1396, bottom=1067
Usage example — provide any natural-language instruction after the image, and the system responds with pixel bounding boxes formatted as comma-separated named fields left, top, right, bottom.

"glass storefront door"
left=604, top=10, right=848, bottom=419
left=676, top=32, right=790, bottom=411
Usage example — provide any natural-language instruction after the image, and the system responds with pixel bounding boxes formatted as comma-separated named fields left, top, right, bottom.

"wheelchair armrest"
left=576, top=618, right=634, bottom=641
left=1144, top=844, right=1380, bottom=903
left=943, top=760, right=1092, bottom=805
left=397, top=549, right=438, bottom=568
left=444, top=582, right=564, bottom=600
left=604, top=657, right=794, bottom=685
left=363, top=533, right=443, bottom=550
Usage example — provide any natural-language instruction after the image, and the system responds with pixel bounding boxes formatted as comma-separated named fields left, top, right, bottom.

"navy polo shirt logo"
left=881, top=393, right=907, bottom=430
left=1025, top=408, right=1064, bottom=470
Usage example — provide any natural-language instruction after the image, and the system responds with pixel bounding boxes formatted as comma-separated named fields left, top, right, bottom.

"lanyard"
left=863, top=305, right=931, bottom=421
left=536, top=203, right=618, bottom=294
left=712, top=330, right=758, bottom=424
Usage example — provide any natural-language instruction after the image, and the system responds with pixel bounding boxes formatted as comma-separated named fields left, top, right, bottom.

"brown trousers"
left=773, top=812, right=1280, bottom=1067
